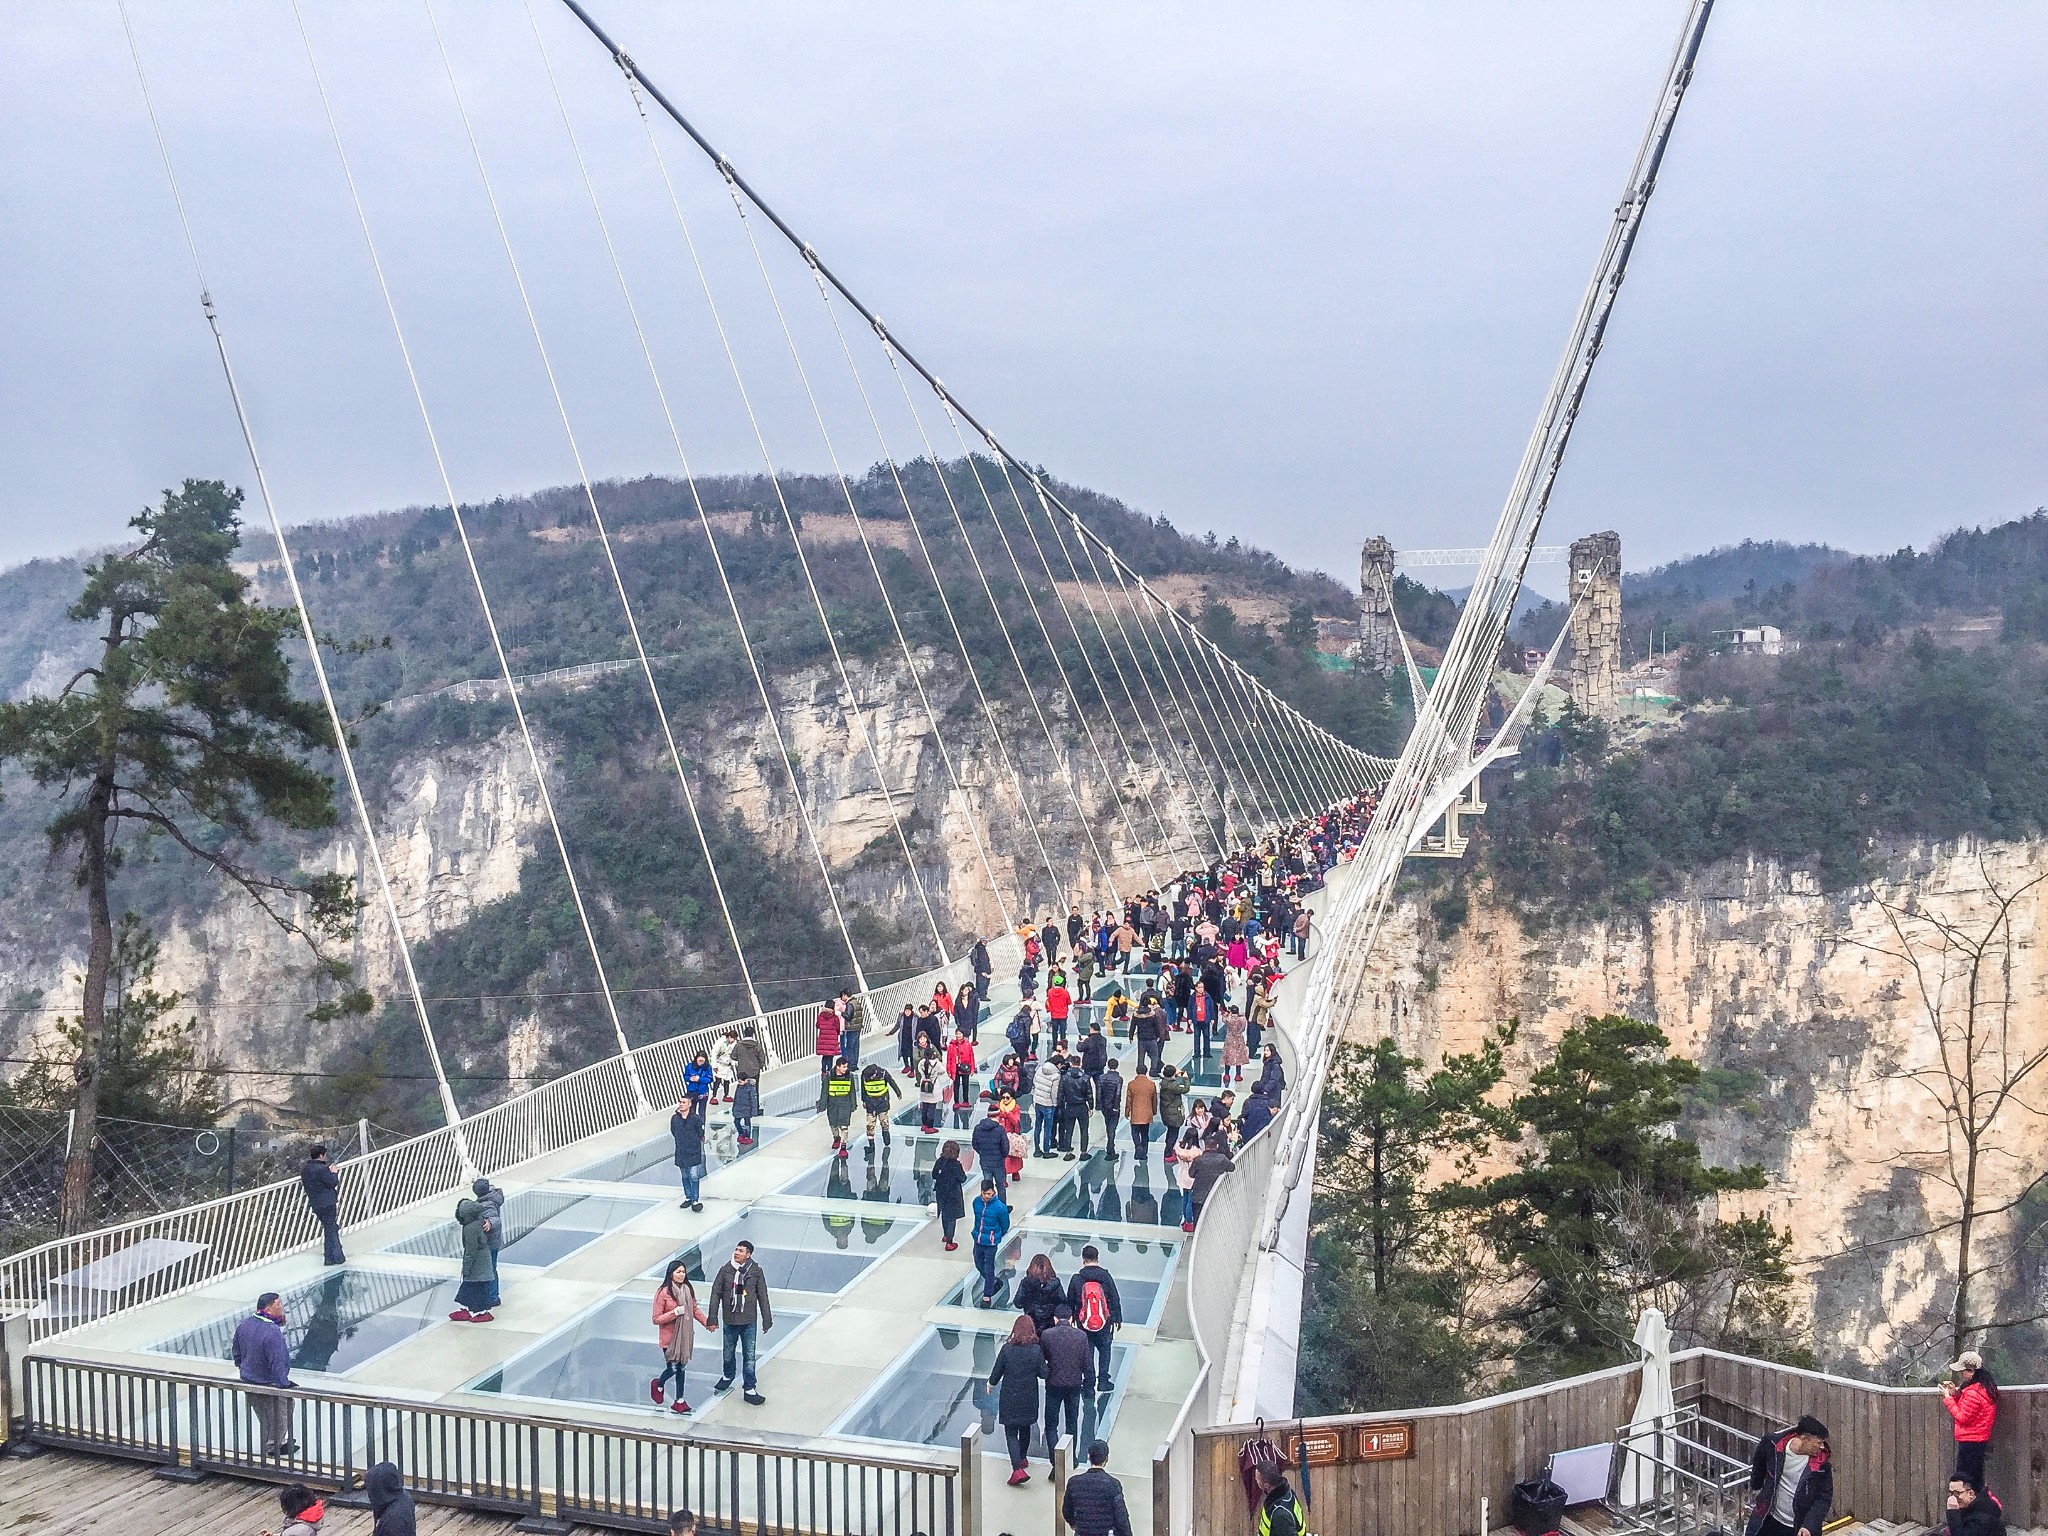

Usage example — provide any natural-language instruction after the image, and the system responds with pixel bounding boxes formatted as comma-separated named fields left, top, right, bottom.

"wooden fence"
left=1188, top=1349, right=2045, bottom=1536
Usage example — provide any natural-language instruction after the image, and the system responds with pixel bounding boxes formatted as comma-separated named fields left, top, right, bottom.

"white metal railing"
left=0, top=972, right=891, bottom=1346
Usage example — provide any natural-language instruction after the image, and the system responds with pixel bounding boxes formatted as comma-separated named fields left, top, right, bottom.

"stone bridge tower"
left=1357, top=536, right=1397, bottom=675
left=1567, top=530, right=1622, bottom=718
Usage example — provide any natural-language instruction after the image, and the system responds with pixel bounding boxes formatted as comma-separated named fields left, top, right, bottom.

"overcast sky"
left=1, top=2, right=2042, bottom=593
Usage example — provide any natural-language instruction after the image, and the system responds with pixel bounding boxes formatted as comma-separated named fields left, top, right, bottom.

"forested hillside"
left=1479, top=510, right=2048, bottom=923
left=0, top=460, right=1393, bottom=1134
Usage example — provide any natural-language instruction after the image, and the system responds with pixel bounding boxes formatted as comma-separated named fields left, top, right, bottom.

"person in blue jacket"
left=682, top=1051, right=714, bottom=1109
left=970, top=1180, right=1011, bottom=1306
left=232, top=1290, right=297, bottom=1456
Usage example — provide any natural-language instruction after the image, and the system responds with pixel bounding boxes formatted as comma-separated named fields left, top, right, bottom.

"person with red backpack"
left=1065, top=1243, right=1124, bottom=1394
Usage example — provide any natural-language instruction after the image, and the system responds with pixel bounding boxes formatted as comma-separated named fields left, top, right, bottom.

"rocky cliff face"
left=0, top=650, right=1194, bottom=1107
left=1339, top=837, right=2048, bottom=1377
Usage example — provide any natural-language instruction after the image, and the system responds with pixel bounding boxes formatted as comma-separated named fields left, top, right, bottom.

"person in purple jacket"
left=232, top=1291, right=297, bottom=1457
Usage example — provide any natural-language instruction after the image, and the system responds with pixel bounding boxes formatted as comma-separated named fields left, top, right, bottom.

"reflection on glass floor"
left=150, top=1266, right=457, bottom=1376
left=777, top=1139, right=947, bottom=1206
left=834, top=1326, right=1132, bottom=1451
left=568, top=1119, right=794, bottom=1186
left=383, top=1189, right=656, bottom=1269
left=642, top=1205, right=923, bottom=1295
left=1035, top=1151, right=1187, bottom=1229
left=937, top=1230, right=1180, bottom=1326
left=467, top=1293, right=813, bottom=1414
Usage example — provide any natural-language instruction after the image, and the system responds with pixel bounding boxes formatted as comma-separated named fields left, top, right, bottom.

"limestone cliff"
left=1339, top=837, right=2048, bottom=1378
left=0, top=650, right=1189, bottom=1109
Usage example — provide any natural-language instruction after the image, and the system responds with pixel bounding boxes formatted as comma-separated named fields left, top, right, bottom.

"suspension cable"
left=981, top=459, right=1179, bottom=889
left=612, top=63, right=879, bottom=1007
left=121, top=0, right=469, bottom=1159
left=802, top=271, right=1054, bottom=933
left=496, top=0, right=771, bottom=1026
left=1024, top=475, right=1212, bottom=872
left=1030, top=479, right=1222, bottom=867
left=711, top=173, right=969, bottom=965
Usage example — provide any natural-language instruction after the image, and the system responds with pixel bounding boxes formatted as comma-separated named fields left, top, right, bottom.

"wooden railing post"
left=1051, top=1437, right=1069, bottom=1536
left=1153, top=1440, right=1173, bottom=1536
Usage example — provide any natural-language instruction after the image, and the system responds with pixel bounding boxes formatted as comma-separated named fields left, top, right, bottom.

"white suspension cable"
left=946, top=426, right=1161, bottom=899
left=1097, top=552, right=1236, bottom=848
left=502, top=0, right=770, bottom=1026
left=882, top=390, right=1118, bottom=909
left=310, top=0, right=652, bottom=1110
left=711, top=173, right=966, bottom=966
left=122, top=0, right=468, bottom=1160
left=1030, top=479, right=1222, bottom=868
left=613, top=63, right=881, bottom=1007
left=868, top=356, right=1081, bottom=921
left=802, top=273, right=1050, bottom=934
left=983, top=466, right=1180, bottom=888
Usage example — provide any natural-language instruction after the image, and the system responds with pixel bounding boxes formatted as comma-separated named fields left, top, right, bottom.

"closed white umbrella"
left=1620, top=1307, right=1675, bottom=1506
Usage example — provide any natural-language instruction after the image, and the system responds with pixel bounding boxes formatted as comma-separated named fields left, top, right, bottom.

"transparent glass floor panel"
left=568, top=1120, right=793, bottom=1186
left=1035, top=1151, right=1188, bottom=1229
left=467, top=1293, right=813, bottom=1413
left=834, top=1326, right=1133, bottom=1451
left=761, top=1076, right=826, bottom=1117
left=382, top=1189, right=655, bottom=1268
left=641, top=1205, right=923, bottom=1295
left=777, top=1139, right=950, bottom=1205
left=937, top=1231, right=1180, bottom=1326
left=150, top=1266, right=457, bottom=1376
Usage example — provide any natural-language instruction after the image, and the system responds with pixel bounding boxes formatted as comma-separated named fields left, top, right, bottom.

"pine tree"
left=0, top=480, right=361, bottom=1231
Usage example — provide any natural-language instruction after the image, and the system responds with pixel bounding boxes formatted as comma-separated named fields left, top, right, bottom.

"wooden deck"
left=0, top=1450, right=532, bottom=1536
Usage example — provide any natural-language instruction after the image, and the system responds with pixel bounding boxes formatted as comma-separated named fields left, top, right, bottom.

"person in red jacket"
left=815, top=1005, right=842, bottom=1107
left=1943, top=1350, right=2000, bottom=1486
left=1044, top=979, right=1072, bottom=1050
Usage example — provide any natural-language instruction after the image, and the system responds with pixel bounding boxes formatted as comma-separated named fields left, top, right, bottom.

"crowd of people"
left=260, top=794, right=1380, bottom=1530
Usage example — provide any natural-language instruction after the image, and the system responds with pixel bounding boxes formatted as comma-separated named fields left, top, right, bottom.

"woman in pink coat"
left=650, top=1259, right=710, bottom=1414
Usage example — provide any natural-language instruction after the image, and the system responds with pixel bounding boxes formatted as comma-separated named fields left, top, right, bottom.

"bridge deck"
left=27, top=874, right=1342, bottom=1531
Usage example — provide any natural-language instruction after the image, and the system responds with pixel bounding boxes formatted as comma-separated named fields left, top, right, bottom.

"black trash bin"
left=1511, top=1475, right=1569, bottom=1536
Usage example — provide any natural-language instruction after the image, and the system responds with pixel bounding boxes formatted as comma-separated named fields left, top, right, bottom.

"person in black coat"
left=1065, top=1244, right=1125, bottom=1393
left=366, top=1461, right=417, bottom=1536
left=1039, top=1305, right=1091, bottom=1452
left=1062, top=1440, right=1134, bottom=1536
left=1239, top=1089, right=1277, bottom=1141
left=299, top=1146, right=344, bottom=1266
left=1012, top=1252, right=1065, bottom=1335
left=1057, top=1061, right=1094, bottom=1158
left=987, top=1315, right=1047, bottom=1484
left=1745, top=1418, right=1833, bottom=1536
left=670, top=1099, right=707, bottom=1212
left=931, top=1141, right=968, bottom=1251
left=1947, top=1478, right=2006, bottom=1536
left=970, top=1111, right=1010, bottom=1201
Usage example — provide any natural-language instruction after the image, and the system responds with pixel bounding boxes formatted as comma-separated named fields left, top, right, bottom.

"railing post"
left=1152, top=1440, right=1173, bottom=1536
left=959, top=1424, right=981, bottom=1536
left=1050, top=1438, right=1068, bottom=1536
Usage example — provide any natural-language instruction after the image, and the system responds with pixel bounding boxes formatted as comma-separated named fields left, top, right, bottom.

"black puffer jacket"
left=1062, top=1465, right=1134, bottom=1536
left=1948, top=1495, right=2006, bottom=1536
left=366, top=1461, right=418, bottom=1536
left=1013, top=1272, right=1065, bottom=1335
left=988, top=1340, right=1045, bottom=1426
